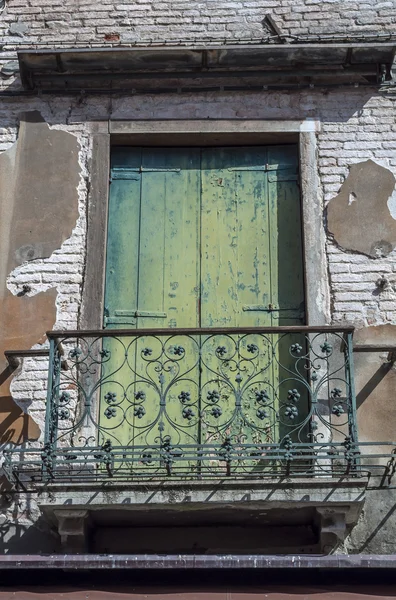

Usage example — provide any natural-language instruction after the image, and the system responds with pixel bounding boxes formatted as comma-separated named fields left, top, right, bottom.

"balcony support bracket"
left=315, top=506, right=349, bottom=554
left=53, top=509, right=91, bottom=553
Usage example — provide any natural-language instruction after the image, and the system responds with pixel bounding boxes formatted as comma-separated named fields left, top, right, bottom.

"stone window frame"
left=80, top=119, right=329, bottom=329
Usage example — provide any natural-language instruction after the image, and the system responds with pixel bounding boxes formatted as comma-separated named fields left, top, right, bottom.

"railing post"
left=345, top=331, right=359, bottom=472
left=42, top=336, right=61, bottom=481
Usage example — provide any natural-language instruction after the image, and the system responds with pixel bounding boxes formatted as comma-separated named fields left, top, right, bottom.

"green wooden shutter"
left=102, top=145, right=306, bottom=471
left=105, top=147, right=201, bottom=330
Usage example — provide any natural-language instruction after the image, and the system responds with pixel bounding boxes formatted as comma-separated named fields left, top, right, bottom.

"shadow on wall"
left=0, top=111, right=80, bottom=446
left=0, top=475, right=58, bottom=553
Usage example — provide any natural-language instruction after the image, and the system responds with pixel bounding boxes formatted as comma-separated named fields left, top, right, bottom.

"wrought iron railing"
left=3, top=326, right=366, bottom=484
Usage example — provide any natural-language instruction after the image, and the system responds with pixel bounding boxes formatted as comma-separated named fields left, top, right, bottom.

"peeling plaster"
left=387, top=186, right=396, bottom=220
left=327, top=160, right=396, bottom=258
left=354, top=325, right=396, bottom=454
left=0, top=111, right=80, bottom=445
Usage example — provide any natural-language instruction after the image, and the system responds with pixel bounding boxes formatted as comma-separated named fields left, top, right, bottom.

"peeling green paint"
left=103, top=145, right=306, bottom=455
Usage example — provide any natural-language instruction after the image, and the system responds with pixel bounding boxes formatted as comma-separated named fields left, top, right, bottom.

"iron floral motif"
left=172, top=345, right=185, bottom=356
left=320, top=341, right=332, bottom=355
left=247, top=343, right=258, bottom=354
left=178, top=391, right=191, bottom=403
left=287, top=389, right=300, bottom=402
left=26, top=328, right=357, bottom=483
left=255, top=389, right=270, bottom=404
left=332, top=403, right=345, bottom=417
left=211, top=406, right=222, bottom=418
left=216, top=346, right=227, bottom=357
left=104, top=406, right=117, bottom=419
left=182, top=407, right=195, bottom=420
left=69, top=347, right=82, bottom=359
left=285, top=405, right=298, bottom=420
left=290, top=343, right=303, bottom=354
left=104, top=391, right=117, bottom=404
left=256, top=407, right=269, bottom=420
left=207, top=390, right=220, bottom=403
left=134, top=405, right=146, bottom=418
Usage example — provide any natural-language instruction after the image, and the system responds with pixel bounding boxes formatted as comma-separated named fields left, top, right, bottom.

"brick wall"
left=0, top=0, right=395, bottom=554
left=0, top=89, right=394, bottom=421
left=1, top=0, right=395, bottom=46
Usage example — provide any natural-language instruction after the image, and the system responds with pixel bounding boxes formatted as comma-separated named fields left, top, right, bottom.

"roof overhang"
left=18, top=43, right=396, bottom=93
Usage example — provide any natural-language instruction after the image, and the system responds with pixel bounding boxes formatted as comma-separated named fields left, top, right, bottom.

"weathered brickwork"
left=0, top=89, right=394, bottom=430
left=0, top=0, right=395, bottom=46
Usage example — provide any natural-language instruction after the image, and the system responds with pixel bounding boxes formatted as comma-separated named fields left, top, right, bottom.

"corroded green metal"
left=2, top=327, right=364, bottom=484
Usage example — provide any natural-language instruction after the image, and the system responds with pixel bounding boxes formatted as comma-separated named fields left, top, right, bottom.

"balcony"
left=6, top=325, right=396, bottom=553
left=4, top=325, right=385, bottom=484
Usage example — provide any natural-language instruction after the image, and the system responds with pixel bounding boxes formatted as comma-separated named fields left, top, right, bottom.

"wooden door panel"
left=102, top=149, right=201, bottom=470
left=104, top=148, right=141, bottom=328
left=201, top=147, right=272, bottom=328
left=138, top=148, right=201, bottom=329
left=102, top=145, right=306, bottom=477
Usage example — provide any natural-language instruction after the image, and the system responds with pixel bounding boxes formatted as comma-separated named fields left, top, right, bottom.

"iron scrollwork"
left=3, top=328, right=361, bottom=483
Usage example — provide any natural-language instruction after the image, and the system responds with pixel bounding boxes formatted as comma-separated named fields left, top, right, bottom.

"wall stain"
left=354, top=324, right=396, bottom=457
left=0, top=111, right=80, bottom=445
left=327, top=160, right=396, bottom=258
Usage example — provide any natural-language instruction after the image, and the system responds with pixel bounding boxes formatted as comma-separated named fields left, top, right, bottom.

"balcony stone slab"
left=39, top=477, right=367, bottom=554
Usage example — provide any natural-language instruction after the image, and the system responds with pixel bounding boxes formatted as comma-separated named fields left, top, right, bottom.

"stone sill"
left=37, top=476, right=368, bottom=502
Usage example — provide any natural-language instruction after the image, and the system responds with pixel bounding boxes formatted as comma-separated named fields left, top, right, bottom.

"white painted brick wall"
left=3, top=112, right=91, bottom=434
left=0, top=0, right=395, bottom=47
left=1, top=89, right=395, bottom=436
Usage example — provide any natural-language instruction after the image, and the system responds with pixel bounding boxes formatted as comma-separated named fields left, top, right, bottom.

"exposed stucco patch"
left=354, top=325, right=396, bottom=454
left=327, top=160, right=396, bottom=258
left=0, top=111, right=80, bottom=277
left=0, top=290, right=57, bottom=445
left=0, top=111, right=80, bottom=445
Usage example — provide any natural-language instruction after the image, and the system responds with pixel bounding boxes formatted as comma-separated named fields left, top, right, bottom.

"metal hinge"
left=104, top=308, right=167, bottom=328
left=228, top=164, right=297, bottom=172
left=243, top=304, right=278, bottom=312
left=110, top=166, right=181, bottom=182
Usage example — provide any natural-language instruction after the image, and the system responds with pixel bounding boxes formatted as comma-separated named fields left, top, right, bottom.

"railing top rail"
left=47, top=325, right=354, bottom=339
left=4, top=349, right=50, bottom=369
left=354, top=344, right=396, bottom=352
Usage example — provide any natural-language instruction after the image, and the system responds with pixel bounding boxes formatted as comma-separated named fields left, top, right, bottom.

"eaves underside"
left=17, top=43, right=396, bottom=93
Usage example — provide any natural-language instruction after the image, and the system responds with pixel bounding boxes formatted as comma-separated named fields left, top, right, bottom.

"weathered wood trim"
left=80, top=133, right=110, bottom=330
